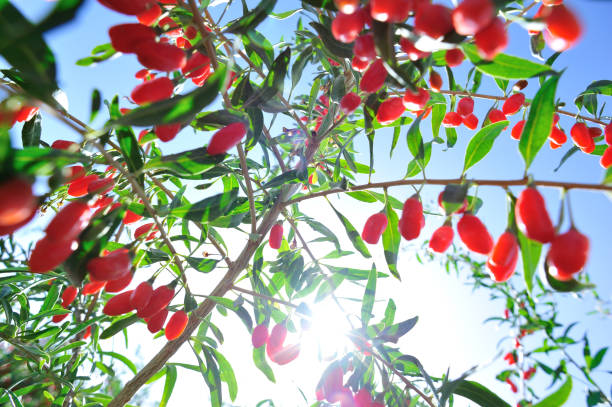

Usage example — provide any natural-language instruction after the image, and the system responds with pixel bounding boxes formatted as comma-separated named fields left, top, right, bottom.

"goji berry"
left=445, top=48, right=465, bottom=67
left=252, top=324, right=269, bottom=348
left=474, top=18, right=508, bottom=59
left=135, top=41, right=186, bottom=72
left=165, top=310, right=189, bottom=340
left=108, top=24, right=156, bottom=53
left=124, top=209, right=143, bottom=225
left=130, top=282, right=153, bottom=312
left=376, top=97, right=405, bottom=125
left=452, top=0, right=495, bottom=36
left=399, top=38, right=430, bottom=61
left=402, top=87, right=430, bottom=111
left=442, top=111, right=462, bottom=128
left=340, top=92, right=361, bottom=114
left=87, top=177, right=115, bottom=195
left=138, top=285, right=175, bottom=318
left=155, top=123, right=181, bottom=142
left=29, top=237, right=77, bottom=273
left=502, top=93, right=525, bottom=115
left=544, top=5, right=582, bottom=52
left=61, top=286, right=78, bottom=308
left=0, top=178, right=36, bottom=227
left=181, top=52, right=211, bottom=79
left=82, top=281, right=106, bottom=295
left=515, top=187, right=555, bottom=243
left=457, top=97, right=474, bottom=117
left=361, top=213, right=388, bottom=244
left=360, top=59, right=387, bottom=94
left=457, top=213, right=493, bottom=255
left=547, top=227, right=589, bottom=280
left=429, top=71, right=443, bottom=92
left=399, top=197, right=424, bottom=241
left=146, top=308, right=168, bottom=333
left=131, top=77, right=174, bottom=105
left=87, top=248, right=132, bottom=281
left=353, top=34, right=377, bottom=61
left=414, top=4, right=453, bottom=39
left=429, top=225, right=454, bottom=253
left=98, top=0, right=156, bottom=15
left=487, top=231, right=519, bottom=282
left=331, top=11, right=365, bottom=43
left=463, top=113, right=479, bottom=130
left=269, top=223, right=283, bottom=249
left=137, top=3, right=161, bottom=26
left=103, top=291, right=135, bottom=316
left=67, top=174, right=98, bottom=197
left=511, top=120, right=525, bottom=140
left=370, top=0, right=412, bottom=23
left=104, top=272, right=133, bottom=293
left=207, top=122, right=248, bottom=155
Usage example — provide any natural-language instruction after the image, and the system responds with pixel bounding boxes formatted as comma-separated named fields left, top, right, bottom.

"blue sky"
left=6, top=0, right=612, bottom=406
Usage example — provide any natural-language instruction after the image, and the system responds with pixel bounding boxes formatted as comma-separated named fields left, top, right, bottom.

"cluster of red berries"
left=251, top=323, right=301, bottom=365
left=360, top=195, right=425, bottom=247
left=315, top=363, right=383, bottom=407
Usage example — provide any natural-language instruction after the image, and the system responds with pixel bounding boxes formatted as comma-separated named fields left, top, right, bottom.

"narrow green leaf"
left=225, top=0, right=277, bottom=35
left=116, top=126, right=144, bottom=186
left=517, top=230, right=542, bottom=296
left=100, top=351, right=138, bottom=375
left=328, top=202, right=371, bottom=259
left=462, top=44, right=554, bottom=80
left=170, top=188, right=238, bottom=223
left=452, top=380, right=511, bottom=407
left=159, top=364, right=177, bottom=407
left=244, top=48, right=291, bottom=109
left=519, top=75, right=560, bottom=171
left=533, top=376, right=572, bottom=407
left=253, top=346, right=275, bottom=382
left=99, top=314, right=140, bottom=340
left=462, top=121, right=508, bottom=174
left=212, top=349, right=238, bottom=401
left=381, top=204, right=401, bottom=279
left=310, top=22, right=353, bottom=58
left=21, top=113, right=41, bottom=147
left=361, top=264, right=377, bottom=327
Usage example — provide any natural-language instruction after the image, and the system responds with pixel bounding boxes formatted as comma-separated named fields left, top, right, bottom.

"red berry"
left=340, top=92, right=361, bottom=114
left=53, top=313, right=69, bottom=323
left=135, top=41, right=186, bottom=72
left=104, top=272, right=133, bottom=293
left=503, top=352, right=516, bottom=365
left=588, top=127, right=602, bottom=139
left=131, top=77, right=174, bottom=105
left=354, top=34, right=377, bottom=61
left=442, top=111, right=462, bottom=128
left=601, top=146, right=612, bottom=169
left=207, top=122, right=248, bottom=155
left=135, top=223, right=155, bottom=239
left=0, top=178, right=36, bottom=227
left=137, top=3, right=161, bottom=25
left=61, top=286, right=79, bottom=308
left=87, top=177, right=115, bottom=195
left=155, top=122, right=181, bottom=142
left=429, top=225, right=454, bottom=253
left=181, top=52, right=211, bottom=79
left=511, top=120, right=525, bottom=140
left=549, top=126, right=567, bottom=146
left=103, top=291, right=135, bottom=316
left=544, top=5, right=582, bottom=52
left=267, top=323, right=287, bottom=352
left=354, top=389, right=372, bottom=407
left=474, top=18, right=508, bottom=59
left=403, top=87, right=430, bottom=111
left=270, top=343, right=300, bottom=365
left=361, top=213, right=388, bottom=244
left=457, top=214, right=494, bottom=255
left=429, top=71, right=442, bottom=92
left=269, top=223, right=283, bottom=249
left=29, top=237, right=77, bottom=273
left=515, top=187, right=555, bottom=244
left=15, top=106, right=38, bottom=123
left=108, top=24, right=156, bottom=53
left=46, top=201, right=91, bottom=241
left=64, top=165, right=86, bottom=184
left=487, top=231, right=519, bottom=282
left=414, top=4, right=453, bottom=39
left=87, top=248, right=132, bottom=282
left=124, top=209, right=143, bottom=225
left=502, top=93, right=525, bottom=116
left=351, top=56, right=369, bottom=72
left=370, top=0, right=412, bottom=23
left=399, top=38, right=430, bottom=61
left=252, top=324, right=269, bottom=348
left=376, top=97, right=405, bottom=125
left=97, top=0, right=156, bottom=15
left=580, top=139, right=595, bottom=154
left=360, top=59, right=387, bottom=93
left=463, top=113, right=479, bottom=130
left=488, top=109, right=507, bottom=124
left=506, top=378, right=518, bottom=393
left=82, top=281, right=106, bottom=295
left=547, top=228, right=589, bottom=279
left=83, top=325, right=92, bottom=339
left=452, top=0, right=495, bottom=36
left=67, top=174, right=98, bottom=197
left=322, top=366, right=344, bottom=403
left=130, top=282, right=153, bottom=312
left=146, top=308, right=168, bottom=333
left=457, top=97, right=474, bottom=117
left=331, top=12, right=365, bottom=43
left=605, top=123, right=612, bottom=145
left=570, top=122, right=591, bottom=148
left=445, top=48, right=465, bottom=67
left=138, top=286, right=175, bottom=318
left=399, top=197, right=424, bottom=241
left=333, top=0, right=360, bottom=14
left=51, top=139, right=79, bottom=151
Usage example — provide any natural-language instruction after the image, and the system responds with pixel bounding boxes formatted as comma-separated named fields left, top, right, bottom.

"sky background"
left=5, top=0, right=612, bottom=406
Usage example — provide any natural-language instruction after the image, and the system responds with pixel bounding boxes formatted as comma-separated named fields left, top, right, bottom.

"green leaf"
left=377, top=317, right=418, bottom=343
left=263, top=169, right=307, bottom=189
left=225, top=0, right=277, bottom=35
left=113, top=67, right=225, bottom=127
left=212, top=349, right=238, bottom=401
left=462, top=121, right=508, bottom=174
left=116, top=126, right=144, bottom=186
left=145, top=147, right=225, bottom=178
left=462, top=44, right=554, bottom=80
left=452, top=380, right=511, bottom=407
left=36, top=0, right=86, bottom=33
left=99, top=314, right=140, bottom=340
left=13, top=147, right=88, bottom=177
left=519, top=75, right=559, bottom=171
left=244, top=48, right=291, bottom=109
left=291, top=46, right=313, bottom=90
left=381, top=204, right=401, bottom=279
left=328, top=202, right=371, bottom=259
left=406, top=115, right=424, bottom=166
left=310, top=22, right=353, bottom=59
left=159, top=364, right=177, bottom=407
left=361, top=264, right=377, bottom=327
left=202, top=347, right=223, bottom=407
left=193, top=110, right=246, bottom=131
left=90, top=88, right=101, bottom=122
left=589, top=347, right=608, bottom=371
left=170, top=188, right=238, bottom=223
left=253, top=346, right=275, bottom=382
left=185, top=257, right=219, bottom=273
left=533, top=376, right=572, bottom=407
left=100, top=351, right=138, bottom=375
left=517, top=230, right=542, bottom=296
left=575, top=80, right=612, bottom=115
left=21, top=113, right=41, bottom=147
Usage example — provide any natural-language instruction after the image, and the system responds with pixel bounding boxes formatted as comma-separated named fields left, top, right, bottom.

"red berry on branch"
left=487, top=231, right=519, bottom=282
left=131, top=77, right=174, bottom=105
left=104, top=272, right=133, bottom=293
left=15, top=106, right=38, bottom=123
left=570, top=122, right=591, bottom=148
left=29, top=237, right=77, bottom=273
left=340, top=92, right=361, bottom=114
left=61, top=286, right=78, bottom=308
left=503, top=352, right=516, bottom=365
left=270, top=343, right=300, bottom=365
left=549, top=126, right=567, bottom=146
left=474, top=18, right=508, bottom=59
left=97, top=0, right=156, bottom=15
left=64, top=165, right=86, bottom=184
left=331, top=12, right=365, bottom=43
left=135, top=223, right=155, bottom=239
left=82, top=281, right=106, bottom=295
left=442, top=111, right=462, bottom=128
left=351, top=56, right=369, bottom=72
left=399, top=197, right=424, bottom=241
left=353, top=34, right=377, bottom=62
left=87, top=248, right=132, bottom=282
left=601, top=146, right=612, bottom=169
left=269, top=223, right=283, bottom=249
left=334, top=0, right=360, bottom=14
left=146, top=308, right=168, bottom=333
left=403, top=87, right=430, bottom=111
left=457, top=214, right=494, bottom=255
left=165, top=310, right=189, bottom=340
left=252, top=324, right=269, bottom=348
left=399, top=38, right=430, bottom=61
left=185, top=26, right=198, bottom=40
left=0, top=178, right=36, bottom=227
left=138, top=285, right=175, bottom=318
left=544, top=4, right=582, bottom=52
left=103, top=291, right=135, bottom=316
left=124, top=209, right=143, bottom=225
left=108, top=24, right=156, bottom=53
left=523, top=366, right=537, bottom=380
left=452, top=0, right=495, bottom=36
left=83, top=325, right=92, bottom=339
left=135, top=41, right=186, bottom=72
left=502, top=93, right=525, bottom=115
left=547, top=227, right=589, bottom=280
left=429, top=71, right=443, bottom=92
left=322, top=366, right=344, bottom=403
left=445, top=48, right=465, bottom=67
left=267, top=323, right=287, bottom=352
left=53, top=313, right=69, bottom=323
left=181, top=52, right=211, bottom=79
left=137, top=3, right=161, bottom=26
left=511, top=120, right=525, bottom=140
left=376, top=97, right=405, bottom=125
left=360, top=59, right=387, bottom=94
left=463, top=113, right=479, bottom=130
left=414, top=4, right=453, bottom=39
left=158, top=17, right=182, bottom=37
left=361, top=213, right=388, bottom=244
left=155, top=123, right=181, bottom=142
left=515, top=187, right=555, bottom=244
left=457, top=97, right=474, bottom=117
left=51, top=139, right=80, bottom=151
left=354, top=388, right=372, bottom=407
left=130, top=282, right=153, bottom=312
left=488, top=109, right=507, bottom=125
left=505, top=378, right=518, bottom=393
left=370, top=0, right=412, bottom=23
left=588, top=127, right=602, bottom=139
left=46, top=201, right=91, bottom=242
left=605, top=123, right=612, bottom=145
left=87, top=177, right=115, bottom=195
left=429, top=225, right=454, bottom=253
left=67, top=174, right=98, bottom=197
left=207, top=122, right=248, bottom=155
